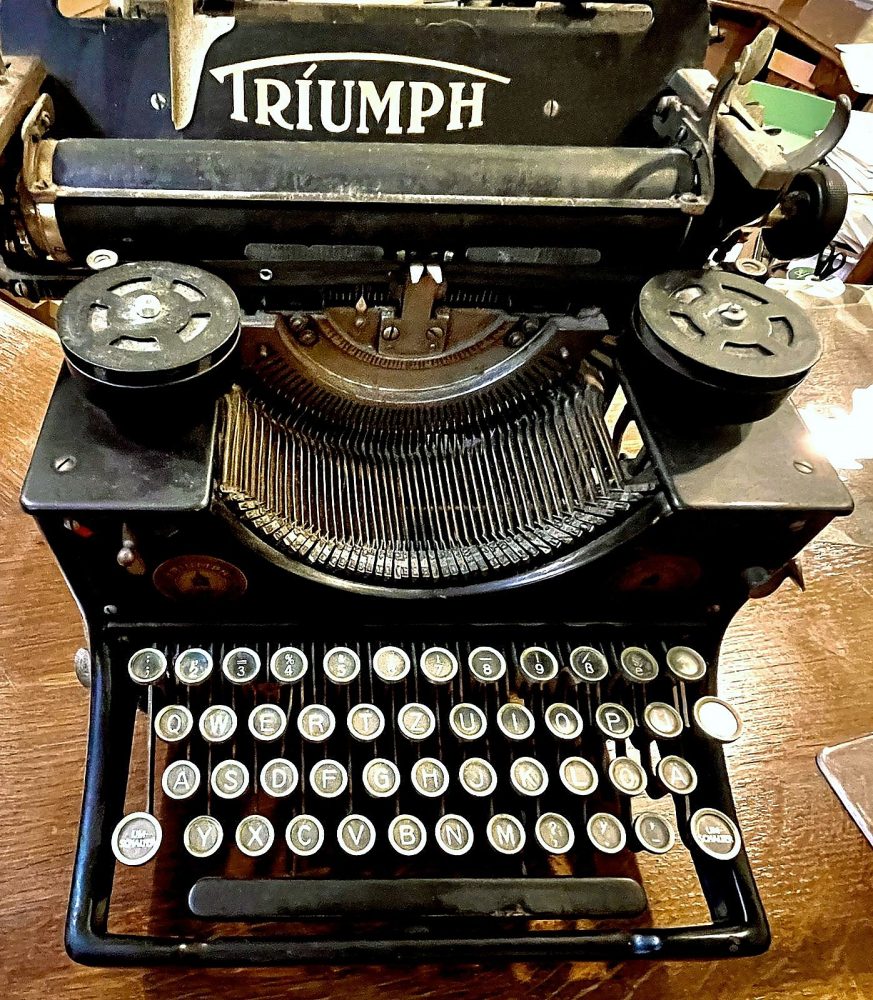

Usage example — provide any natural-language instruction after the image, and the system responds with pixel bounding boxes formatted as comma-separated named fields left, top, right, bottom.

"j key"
left=286, top=814, right=325, bottom=856
left=634, top=813, right=676, bottom=855
left=666, top=645, right=707, bottom=682
left=559, top=756, right=599, bottom=796
left=310, top=759, right=349, bottom=798
left=297, top=704, right=336, bottom=742
left=693, top=696, right=743, bottom=743
left=643, top=701, right=684, bottom=740
left=411, top=757, right=450, bottom=797
left=595, top=702, right=634, bottom=740
left=496, top=703, right=535, bottom=741
left=324, top=646, right=361, bottom=685
left=689, top=807, right=742, bottom=861
left=347, top=703, right=385, bottom=742
left=174, top=647, right=213, bottom=686
left=362, top=758, right=401, bottom=798
left=199, top=705, right=237, bottom=744
left=619, top=646, right=659, bottom=684
left=486, top=813, right=526, bottom=855
left=397, top=702, right=436, bottom=741
left=518, top=646, right=559, bottom=683
left=459, top=757, right=497, bottom=797
left=448, top=703, right=487, bottom=742
left=544, top=702, right=583, bottom=740
left=569, top=646, right=609, bottom=683
left=608, top=756, right=648, bottom=796
left=435, top=814, right=474, bottom=856
left=535, top=812, right=575, bottom=854
left=111, top=812, right=162, bottom=866
left=468, top=646, right=506, bottom=683
left=587, top=812, right=627, bottom=854
left=128, top=647, right=167, bottom=685
left=211, top=759, right=250, bottom=800
left=154, top=704, right=193, bottom=743
left=162, top=760, right=201, bottom=800
left=388, top=814, right=427, bottom=856
left=372, top=645, right=411, bottom=682
left=420, top=647, right=459, bottom=684
left=222, top=647, right=260, bottom=685
left=260, top=758, right=299, bottom=798
left=657, top=755, right=698, bottom=795
left=509, top=756, right=549, bottom=797
left=184, top=815, right=223, bottom=859
left=236, top=815, right=274, bottom=858
left=248, top=704, right=287, bottom=742
left=269, top=646, right=308, bottom=683
left=337, top=815, right=376, bottom=857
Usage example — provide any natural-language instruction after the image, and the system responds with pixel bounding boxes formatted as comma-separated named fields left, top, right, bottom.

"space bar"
left=189, top=877, right=648, bottom=920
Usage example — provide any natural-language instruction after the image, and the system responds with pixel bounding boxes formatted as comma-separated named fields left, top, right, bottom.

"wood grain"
left=2, top=297, right=873, bottom=999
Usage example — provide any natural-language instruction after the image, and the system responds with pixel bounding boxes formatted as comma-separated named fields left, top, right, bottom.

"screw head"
left=543, top=99, right=560, bottom=119
left=259, top=268, right=273, bottom=282
left=296, top=328, right=318, bottom=347
left=381, top=325, right=401, bottom=341
left=716, top=302, right=748, bottom=326
left=86, top=249, right=119, bottom=271
left=505, top=329, right=525, bottom=348
left=793, top=460, right=814, bottom=475
left=150, top=92, right=168, bottom=111
left=132, top=293, right=162, bottom=320
left=53, top=455, right=77, bottom=474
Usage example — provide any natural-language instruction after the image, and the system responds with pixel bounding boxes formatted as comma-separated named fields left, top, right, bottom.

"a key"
left=496, top=703, right=535, bottom=741
left=689, top=808, right=742, bottom=861
left=236, top=815, right=274, bottom=857
left=397, top=702, right=436, bottom=742
left=666, top=645, right=707, bottom=682
left=587, top=812, right=626, bottom=854
left=608, top=757, right=647, bottom=796
left=595, top=702, right=634, bottom=740
left=248, top=704, right=287, bottom=742
left=411, top=757, right=449, bottom=797
left=286, top=814, right=325, bottom=856
left=467, top=646, right=506, bottom=683
left=568, top=646, right=608, bottom=683
left=309, top=759, right=349, bottom=798
left=634, top=813, right=675, bottom=854
left=347, top=703, right=385, bottom=742
left=297, top=704, right=336, bottom=742
left=448, top=703, right=487, bottom=742
left=518, top=646, right=559, bottom=684
left=199, top=705, right=237, bottom=744
left=260, top=758, right=299, bottom=798
left=184, top=815, right=224, bottom=859
left=211, top=759, right=250, bottom=800
left=221, top=647, right=260, bottom=685
left=128, top=647, right=167, bottom=685
left=337, top=815, right=376, bottom=856
left=154, top=704, right=193, bottom=743
left=509, top=756, right=549, bottom=797
left=544, top=702, right=583, bottom=740
left=535, top=812, right=575, bottom=854
left=693, top=696, right=743, bottom=743
left=174, top=647, right=213, bottom=686
left=459, top=757, right=497, bottom=797
left=269, top=646, right=308, bottom=683
left=111, top=812, right=162, bottom=866
left=619, top=647, right=659, bottom=684
left=559, top=756, right=599, bottom=796
left=362, top=758, right=401, bottom=799
left=657, top=755, right=698, bottom=795
left=643, top=702, right=684, bottom=740
left=420, top=647, right=459, bottom=684
left=388, top=814, right=427, bottom=856
left=435, top=814, right=474, bottom=856
left=486, top=813, right=525, bottom=855
left=324, top=646, right=361, bottom=685
left=162, top=760, right=201, bottom=800
left=372, top=646, right=411, bottom=682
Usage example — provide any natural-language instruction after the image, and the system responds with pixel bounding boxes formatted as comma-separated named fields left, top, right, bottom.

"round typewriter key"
left=519, top=646, right=559, bottom=683
left=174, top=647, right=213, bottom=686
left=468, top=646, right=506, bottom=682
left=657, top=755, right=698, bottom=795
left=347, top=703, right=385, bottom=742
left=222, top=646, right=260, bottom=685
left=248, top=704, right=287, bottom=742
left=448, top=703, right=487, bottom=742
left=154, top=704, right=193, bottom=743
left=297, top=704, right=336, bottom=743
left=362, top=758, right=401, bottom=799
left=397, top=702, right=436, bottom=742
left=435, top=814, right=474, bottom=856
left=496, top=703, right=535, bottom=741
left=128, top=647, right=167, bottom=685
left=608, top=756, right=648, bottom=796
left=388, top=814, right=427, bottom=856
left=510, top=756, right=549, bottom=797
left=619, top=646, right=659, bottom=683
left=286, top=814, right=325, bottom=857
left=420, top=646, right=459, bottom=684
left=559, top=756, right=598, bottom=796
left=260, top=758, right=299, bottom=798
left=595, top=702, right=634, bottom=740
left=309, top=759, right=349, bottom=798
left=372, top=645, right=411, bottom=682
left=184, top=815, right=224, bottom=859
left=161, top=760, right=201, bottom=800
left=666, top=645, right=707, bottom=682
left=690, top=808, right=742, bottom=861
left=199, top=704, right=237, bottom=744
left=486, top=813, right=526, bottom=855
left=235, top=815, right=274, bottom=857
left=411, top=757, right=449, bottom=798
left=693, top=696, right=743, bottom=743
left=459, top=757, right=497, bottom=797
left=535, top=812, right=575, bottom=854
left=270, top=646, right=308, bottom=683
left=544, top=702, right=584, bottom=740
left=111, top=812, right=162, bottom=866
left=211, top=759, right=250, bottom=800
left=337, top=814, right=376, bottom=856
left=634, top=813, right=676, bottom=855
left=587, top=812, right=627, bottom=854
left=324, top=646, right=361, bottom=685
left=643, top=701, right=684, bottom=740
left=569, top=646, right=609, bottom=683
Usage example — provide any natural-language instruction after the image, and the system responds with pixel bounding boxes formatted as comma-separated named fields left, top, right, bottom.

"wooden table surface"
left=2, top=290, right=873, bottom=1000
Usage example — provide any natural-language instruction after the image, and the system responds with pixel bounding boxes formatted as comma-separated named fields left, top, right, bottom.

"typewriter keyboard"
left=105, top=630, right=747, bottom=930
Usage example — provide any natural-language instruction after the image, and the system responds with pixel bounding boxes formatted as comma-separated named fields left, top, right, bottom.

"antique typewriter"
left=2, top=0, right=855, bottom=966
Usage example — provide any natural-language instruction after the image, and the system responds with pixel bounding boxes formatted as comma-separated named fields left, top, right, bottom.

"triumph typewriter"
left=3, top=0, right=855, bottom=967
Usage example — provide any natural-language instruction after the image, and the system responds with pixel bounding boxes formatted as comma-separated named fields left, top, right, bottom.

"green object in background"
left=744, top=82, right=835, bottom=153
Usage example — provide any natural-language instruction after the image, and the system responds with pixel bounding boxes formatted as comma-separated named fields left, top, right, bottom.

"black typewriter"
left=3, top=0, right=855, bottom=967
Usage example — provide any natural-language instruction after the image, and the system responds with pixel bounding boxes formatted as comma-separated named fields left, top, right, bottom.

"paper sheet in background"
left=825, top=110, right=873, bottom=256
left=818, top=735, right=873, bottom=849
left=838, top=44, right=873, bottom=96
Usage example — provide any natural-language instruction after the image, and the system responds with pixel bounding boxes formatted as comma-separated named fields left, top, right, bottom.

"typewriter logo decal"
left=210, top=53, right=511, bottom=136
